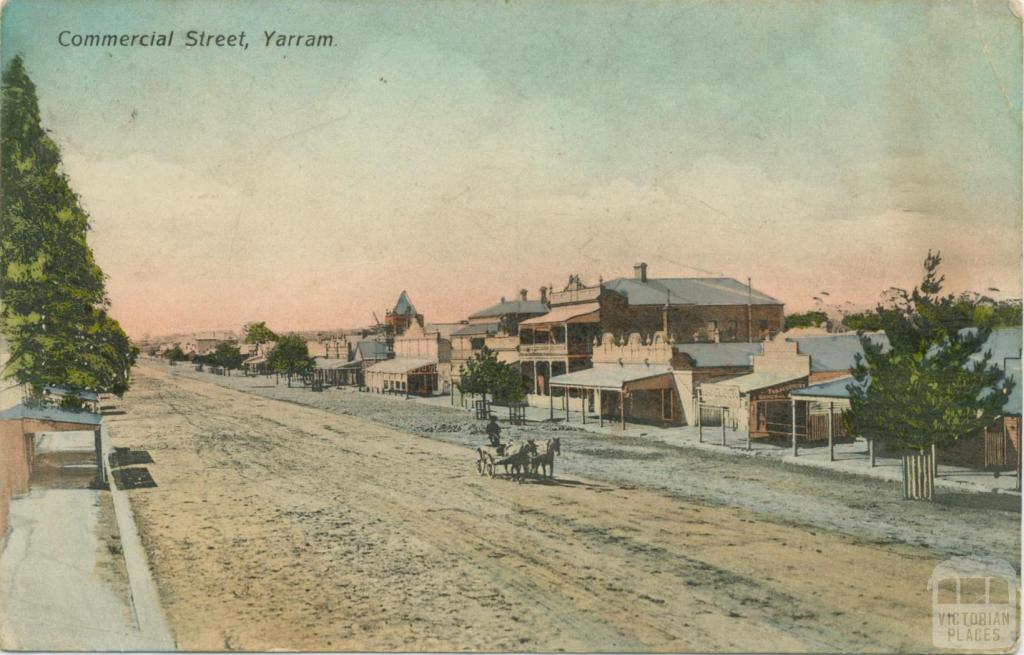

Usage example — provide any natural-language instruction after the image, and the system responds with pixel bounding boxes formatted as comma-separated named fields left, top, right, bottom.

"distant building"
left=450, top=289, right=548, bottom=393
left=519, top=263, right=783, bottom=408
left=181, top=332, right=238, bottom=357
left=385, top=291, right=423, bottom=337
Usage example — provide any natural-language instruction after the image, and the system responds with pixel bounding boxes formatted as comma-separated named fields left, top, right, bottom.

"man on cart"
left=485, top=415, right=504, bottom=454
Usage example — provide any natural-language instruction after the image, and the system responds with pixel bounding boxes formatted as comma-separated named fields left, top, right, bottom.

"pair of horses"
left=477, top=437, right=561, bottom=482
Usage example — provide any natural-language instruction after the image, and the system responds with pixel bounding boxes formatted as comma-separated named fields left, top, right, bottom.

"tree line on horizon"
left=0, top=56, right=137, bottom=409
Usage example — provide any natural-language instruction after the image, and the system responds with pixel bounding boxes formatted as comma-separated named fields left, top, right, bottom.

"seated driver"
left=485, top=415, right=503, bottom=453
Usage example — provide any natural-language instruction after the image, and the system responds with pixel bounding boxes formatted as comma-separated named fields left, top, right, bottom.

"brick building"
left=519, top=264, right=784, bottom=408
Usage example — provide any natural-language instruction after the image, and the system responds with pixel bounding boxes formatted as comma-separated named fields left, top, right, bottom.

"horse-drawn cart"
left=476, top=441, right=535, bottom=481
left=475, top=437, right=561, bottom=481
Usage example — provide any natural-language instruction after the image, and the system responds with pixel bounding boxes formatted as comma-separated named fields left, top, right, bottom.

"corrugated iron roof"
left=356, top=340, right=390, bottom=360
left=468, top=300, right=549, bottom=319
left=313, top=357, right=359, bottom=370
left=452, top=322, right=499, bottom=337
left=0, top=403, right=102, bottom=426
left=603, top=277, right=781, bottom=306
left=703, top=371, right=805, bottom=394
left=673, top=342, right=763, bottom=368
left=787, top=332, right=890, bottom=372
left=550, top=363, right=672, bottom=390
left=519, top=302, right=601, bottom=327
left=366, top=357, right=437, bottom=374
left=790, top=376, right=862, bottom=399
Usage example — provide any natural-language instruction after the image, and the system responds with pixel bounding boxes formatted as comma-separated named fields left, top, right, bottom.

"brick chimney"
left=520, top=289, right=528, bottom=302
left=634, top=262, right=648, bottom=282
left=539, top=286, right=548, bottom=303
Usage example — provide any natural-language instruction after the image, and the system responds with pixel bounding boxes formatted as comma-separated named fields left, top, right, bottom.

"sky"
left=2, top=0, right=1021, bottom=338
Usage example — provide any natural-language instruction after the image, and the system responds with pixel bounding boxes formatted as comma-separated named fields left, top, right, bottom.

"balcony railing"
left=520, top=342, right=569, bottom=356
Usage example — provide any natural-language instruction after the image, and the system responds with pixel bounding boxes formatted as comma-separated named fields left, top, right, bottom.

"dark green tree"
left=849, top=252, right=1013, bottom=494
left=0, top=56, right=136, bottom=405
left=267, top=334, right=312, bottom=386
left=784, top=310, right=829, bottom=330
left=212, top=342, right=244, bottom=373
left=842, top=310, right=885, bottom=332
left=163, top=346, right=187, bottom=362
left=244, top=321, right=278, bottom=344
left=458, top=347, right=528, bottom=404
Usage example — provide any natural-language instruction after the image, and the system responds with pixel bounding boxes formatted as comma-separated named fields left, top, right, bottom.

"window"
left=759, top=319, right=769, bottom=329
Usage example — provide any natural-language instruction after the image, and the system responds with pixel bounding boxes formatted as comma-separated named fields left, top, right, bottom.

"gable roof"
left=392, top=291, right=418, bottom=316
left=468, top=299, right=549, bottom=319
left=603, top=277, right=781, bottom=307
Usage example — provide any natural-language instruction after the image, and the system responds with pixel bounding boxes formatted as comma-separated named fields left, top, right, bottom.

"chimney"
left=539, top=286, right=548, bottom=303
left=520, top=289, right=528, bottom=302
left=634, top=262, right=648, bottom=282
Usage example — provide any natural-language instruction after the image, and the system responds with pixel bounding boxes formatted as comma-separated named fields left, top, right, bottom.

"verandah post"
left=791, top=398, right=798, bottom=457
left=828, top=402, right=834, bottom=462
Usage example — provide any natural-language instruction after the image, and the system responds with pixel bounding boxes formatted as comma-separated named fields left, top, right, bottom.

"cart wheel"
left=476, top=457, right=485, bottom=476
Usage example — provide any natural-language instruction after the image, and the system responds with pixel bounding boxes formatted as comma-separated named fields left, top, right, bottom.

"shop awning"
left=0, top=403, right=102, bottom=426
left=790, top=376, right=862, bottom=401
left=550, top=363, right=672, bottom=391
left=519, top=302, right=600, bottom=327
left=365, top=357, right=437, bottom=374
left=705, top=371, right=805, bottom=395
left=313, top=358, right=360, bottom=370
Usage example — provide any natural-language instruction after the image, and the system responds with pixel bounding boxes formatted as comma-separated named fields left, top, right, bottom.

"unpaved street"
left=107, top=363, right=968, bottom=651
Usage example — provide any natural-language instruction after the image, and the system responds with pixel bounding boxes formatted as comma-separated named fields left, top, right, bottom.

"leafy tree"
left=163, top=346, right=187, bottom=362
left=849, top=251, right=1013, bottom=470
left=458, top=347, right=528, bottom=404
left=842, top=310, right=884, bottom=332
left=0, top=56, right=135, bottom=405
left=267, top=334, right=312, bottom=386
left=244, top=321, right=278, bottom=344
left=785, top=310, right=829, bottom=330
left=212, top=342, right=244, bottom=373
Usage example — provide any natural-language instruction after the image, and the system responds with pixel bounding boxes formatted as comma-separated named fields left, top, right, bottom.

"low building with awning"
left=549, top=361, right=675, bottom=428
left=311, top=357, right=363, bottom=387
left=696, top=339, right=810, bottom=437
left=364, top=357, right=439, bottom=396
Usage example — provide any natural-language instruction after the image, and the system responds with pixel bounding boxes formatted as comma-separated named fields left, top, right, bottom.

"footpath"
left=0, top=427, right=174, bottom=650
left=410, top=391, right=1022, bottom=496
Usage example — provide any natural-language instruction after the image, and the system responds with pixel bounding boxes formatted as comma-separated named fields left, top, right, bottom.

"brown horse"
left=498, top=440, right=537, bottom=482
left=530, top=437, right=561, bottom=479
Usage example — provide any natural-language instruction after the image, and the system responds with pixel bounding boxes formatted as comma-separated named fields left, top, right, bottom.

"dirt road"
left=107, top=364, right=949, bottom=651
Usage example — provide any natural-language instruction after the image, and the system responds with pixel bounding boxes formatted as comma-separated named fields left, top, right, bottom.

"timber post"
left=620, top=391, right=625, bottom=431
left=92, top=427, right=105, bottom=489
left=721, top=408, right=727, bottom=446
left=827, top=402, right=834, bottom=462
left=791, top=398, right=798, bottom=457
